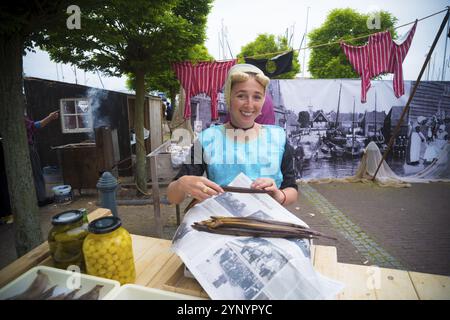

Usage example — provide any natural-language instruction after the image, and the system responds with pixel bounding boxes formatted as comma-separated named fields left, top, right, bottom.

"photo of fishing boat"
left=268, top=79, right=449, bottom=180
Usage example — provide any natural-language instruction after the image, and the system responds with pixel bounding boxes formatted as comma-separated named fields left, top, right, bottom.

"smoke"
left=86, top=88, right=108, bottom=139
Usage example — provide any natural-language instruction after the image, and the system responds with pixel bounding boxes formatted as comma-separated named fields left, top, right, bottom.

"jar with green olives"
left=48, top=210, right=89, bottom=270
left=83, top=217, right=135, bottom=285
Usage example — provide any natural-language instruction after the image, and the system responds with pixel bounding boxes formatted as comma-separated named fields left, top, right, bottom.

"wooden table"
left=1, top=208, right=449, bottom=300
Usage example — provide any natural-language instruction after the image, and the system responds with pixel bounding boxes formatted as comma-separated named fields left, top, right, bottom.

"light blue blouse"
left=199, top=125, right=286, bottom=187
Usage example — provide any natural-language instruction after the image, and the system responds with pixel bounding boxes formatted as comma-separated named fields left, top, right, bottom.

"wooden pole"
left=335, top=83, right=342, bottom=129
left=441, top=11, right=450, bottom=81
left=372, top=9, right=450, bottom=181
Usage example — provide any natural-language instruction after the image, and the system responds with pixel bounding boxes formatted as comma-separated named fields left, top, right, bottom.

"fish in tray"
left=7, top=270, right=104, bottom=300
left=36, top=285, right=58, bottom=300
left=47, top=288, right=80, bottom=300
left=7, top=270, right=49, bottom=300
left=76, top=285, right=103, bottom=300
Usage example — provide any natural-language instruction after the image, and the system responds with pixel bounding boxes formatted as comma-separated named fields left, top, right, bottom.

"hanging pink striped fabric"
left=341, top=20, right=417, bottom=103
left=173, top=60, right=237, bottom=120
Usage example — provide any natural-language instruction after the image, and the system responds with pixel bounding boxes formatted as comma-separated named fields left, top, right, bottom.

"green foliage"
left=237, top=34, right=300, bottom=79
left=32, top=0, right=212, bottom=194
left=0, top=1, right=64, bottom=37
left=308, top=8, right=397, bottom=79
left=187, top=43, right=214, bottom=63
left=126, top=43, right=214, bottom=99
left=0, top=0, right=99, bottom=254
left=0, top=1, right=97, bottom=52
left=39, top=0, right=212, bottom=77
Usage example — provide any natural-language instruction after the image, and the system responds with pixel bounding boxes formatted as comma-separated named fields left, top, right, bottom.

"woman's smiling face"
left=229, top=77, right=265, bottom=129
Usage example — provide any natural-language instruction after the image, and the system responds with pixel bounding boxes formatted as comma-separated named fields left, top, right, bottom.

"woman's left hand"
left=251, top=178, right=278, bottom=193
left=251, top=178, right=284, bottom=204
left=250, top=178, right=292, bottom=205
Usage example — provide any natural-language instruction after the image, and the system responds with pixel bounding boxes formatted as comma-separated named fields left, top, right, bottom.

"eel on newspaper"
left=171, top=173, right=344, bottom=300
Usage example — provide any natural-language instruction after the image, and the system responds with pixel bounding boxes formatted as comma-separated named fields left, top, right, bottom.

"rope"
left=394, top=8, right=448, bottom=29
left=297, top=8, right=446, bottom=52
left=226, top=7, right=449, bottom=61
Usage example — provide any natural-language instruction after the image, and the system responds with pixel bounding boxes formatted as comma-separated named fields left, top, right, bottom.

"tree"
left=126, top=44, right=214, bottom=119
left=298, top=111, right=310, bottom=128
left=237, top=34, right=300, bottom=79
left=308, top=8, right=397, bottom=79
left=41, top=0, right=212, bottom=195
left=0, top=1, right=96, bottom=256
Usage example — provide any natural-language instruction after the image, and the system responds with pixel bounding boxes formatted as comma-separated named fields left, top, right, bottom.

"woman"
left=167, top=64, right=298, bottom=206
left=408, top=125, right=425, bottom=165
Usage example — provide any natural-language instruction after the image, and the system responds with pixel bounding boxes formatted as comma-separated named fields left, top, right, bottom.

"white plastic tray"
left=106, top=284, right=205, bottom=300
left=0, top=266, right=120, bottom=300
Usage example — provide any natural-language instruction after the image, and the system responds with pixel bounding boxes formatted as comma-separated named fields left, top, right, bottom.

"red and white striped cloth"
left=341, top=20, right=417, bottom=103
left=173, top=60, right=237, bottom=120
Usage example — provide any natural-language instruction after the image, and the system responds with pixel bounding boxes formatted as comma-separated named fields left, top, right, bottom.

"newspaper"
left=171, top=173, right=344, bottom=300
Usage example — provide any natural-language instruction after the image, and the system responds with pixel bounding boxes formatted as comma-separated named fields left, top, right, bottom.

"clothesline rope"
left=220, top=7, right=449, bottom=61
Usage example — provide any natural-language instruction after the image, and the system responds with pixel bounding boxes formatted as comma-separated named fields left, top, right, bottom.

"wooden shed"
left=24, top=77, right=163, bottom=182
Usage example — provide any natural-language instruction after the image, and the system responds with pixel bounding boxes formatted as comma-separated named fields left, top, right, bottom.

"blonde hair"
left=224, top=64, right=270, bottom=109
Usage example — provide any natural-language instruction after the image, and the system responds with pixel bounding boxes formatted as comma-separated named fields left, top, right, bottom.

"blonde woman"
left=167, top=64, right=297, bottom=206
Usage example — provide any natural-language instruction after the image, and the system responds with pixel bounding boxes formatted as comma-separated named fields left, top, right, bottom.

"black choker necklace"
left=228, top=121, right=255, bottom=131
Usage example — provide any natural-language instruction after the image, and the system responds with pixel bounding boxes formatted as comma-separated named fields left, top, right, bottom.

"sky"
left=23, top=0, right=450, bottom=92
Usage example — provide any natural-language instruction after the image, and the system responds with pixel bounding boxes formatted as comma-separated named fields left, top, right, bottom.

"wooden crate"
left=163, top=264, right=210, bottom=299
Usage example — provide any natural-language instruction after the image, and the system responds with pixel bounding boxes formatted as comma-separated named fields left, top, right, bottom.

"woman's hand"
left=251, top=178, right=285, bottom=204
left=177, top=176, right=224, bottom=202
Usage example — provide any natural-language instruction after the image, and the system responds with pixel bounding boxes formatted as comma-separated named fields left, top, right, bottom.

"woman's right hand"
left=177, top=176, right=224, bottom=202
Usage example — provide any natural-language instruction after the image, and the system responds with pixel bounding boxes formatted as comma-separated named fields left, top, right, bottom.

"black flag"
left=245, top=51, right=293, bottom=78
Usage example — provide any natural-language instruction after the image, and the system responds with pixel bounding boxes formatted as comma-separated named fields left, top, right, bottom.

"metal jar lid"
left=51, top=210, right=83, bottom=226
left=88, top=216, right=122, bottom=234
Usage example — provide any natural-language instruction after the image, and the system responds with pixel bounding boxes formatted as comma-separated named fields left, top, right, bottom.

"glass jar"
left=48, top=210, right=89, bottom=271
left=83, top=217, right=136, bottom=285
left=79, top=208, right=88, bottom=223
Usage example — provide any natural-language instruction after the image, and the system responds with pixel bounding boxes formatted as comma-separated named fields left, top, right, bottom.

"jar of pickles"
left=83, top=217, right=135, bottom=285
left=48, top=210, right=89, bottom=271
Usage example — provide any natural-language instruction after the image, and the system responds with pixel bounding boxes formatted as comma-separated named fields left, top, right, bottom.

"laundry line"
left=214, top=7, right=449, bottom=62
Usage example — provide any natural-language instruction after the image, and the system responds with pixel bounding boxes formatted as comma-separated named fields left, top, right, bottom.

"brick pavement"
left=303, top=182, right=450, bottom=276
left=285, top=189, right=368, bottom=266
left=296, top=184, right=404, bottom=269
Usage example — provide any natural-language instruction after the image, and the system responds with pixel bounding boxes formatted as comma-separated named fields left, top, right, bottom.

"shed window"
left=60, top=98, right=93, bottom=133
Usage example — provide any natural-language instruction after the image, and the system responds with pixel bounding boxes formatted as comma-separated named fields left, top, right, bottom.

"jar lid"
left=51, top=210, right=83, bottom=225
left=88, top=217, right=122, bottom=234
